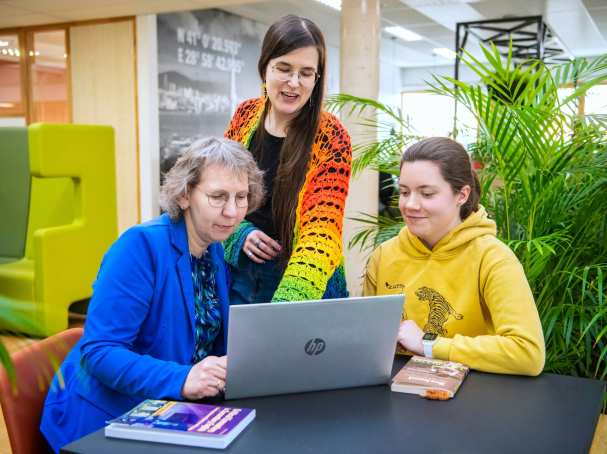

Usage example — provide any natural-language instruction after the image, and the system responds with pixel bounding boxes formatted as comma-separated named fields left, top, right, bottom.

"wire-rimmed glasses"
left=270, top=64, right=319, bottom=87
left=205, top=192, right=249, bottom=209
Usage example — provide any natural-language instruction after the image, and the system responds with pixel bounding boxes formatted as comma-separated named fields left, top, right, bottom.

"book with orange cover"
left=391, top=356, right=469, bottom=400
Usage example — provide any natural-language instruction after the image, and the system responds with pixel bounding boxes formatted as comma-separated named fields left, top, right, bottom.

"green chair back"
left=24, top=177, right=74, bottom=260
left=0, top=123, right=118, bottom=336
left=0, top=128, right=30, bottom=263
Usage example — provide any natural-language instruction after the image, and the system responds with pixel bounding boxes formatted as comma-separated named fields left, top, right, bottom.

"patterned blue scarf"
left=190, top=250, right=222, bottom=363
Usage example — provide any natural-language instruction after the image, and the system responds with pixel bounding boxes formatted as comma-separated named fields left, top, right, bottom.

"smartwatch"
left=422, top=332, right=439, bottom=358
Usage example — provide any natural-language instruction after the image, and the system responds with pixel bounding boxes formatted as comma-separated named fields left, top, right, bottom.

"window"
left=30, top=30, right=69, bottom=123
left=400, top=91, right=477, bottom=147
left=584, top=84, right=607, bottom=115
left=0, top=27, right=70, bottom=124
left=0, top=34, right=25, bottom=119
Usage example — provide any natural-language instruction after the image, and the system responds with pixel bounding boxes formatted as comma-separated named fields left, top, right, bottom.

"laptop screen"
left=225, top=294, right=404, bottom=399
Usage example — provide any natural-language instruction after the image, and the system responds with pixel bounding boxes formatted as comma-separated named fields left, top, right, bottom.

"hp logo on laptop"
left=305, top=338, right=326, bottom=355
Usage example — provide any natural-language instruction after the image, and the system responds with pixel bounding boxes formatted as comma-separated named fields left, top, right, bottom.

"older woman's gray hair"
left=160, top=137, right=265, bottom=220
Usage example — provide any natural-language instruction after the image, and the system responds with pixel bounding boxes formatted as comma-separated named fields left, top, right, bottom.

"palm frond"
left=0, top=297, right=45, bottom=388
left=347, top=212, right=403, bottom=251
left=0, top=341, right=16, bottom=388
left=325, top=93, right=404, bottom=126
left=336, top=42, right=607, bottom=389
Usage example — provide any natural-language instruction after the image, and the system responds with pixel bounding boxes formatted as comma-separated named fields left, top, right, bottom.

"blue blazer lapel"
left=169, top=216, right=196, bottom=338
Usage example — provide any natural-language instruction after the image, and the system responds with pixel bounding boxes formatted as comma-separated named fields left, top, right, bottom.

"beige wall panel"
left=70, top=20, right=139, bottom=232
left=340, top=0, right=381, bottom=295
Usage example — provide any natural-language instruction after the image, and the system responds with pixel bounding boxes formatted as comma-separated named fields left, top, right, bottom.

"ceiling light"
left=385, top=26, right=423, bottom=42
left=0, top=102, right=15, bottom=108
left=0, top=40, right=8, bottom=47
left=407, top=0, right=481, bottom=5
left=433, top=47, right=456, bottom=60
left=314, top=0, right=341, bottom=11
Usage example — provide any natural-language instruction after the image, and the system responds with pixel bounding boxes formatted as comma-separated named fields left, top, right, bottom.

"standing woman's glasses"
left=270, top=63, right=319, bottom=86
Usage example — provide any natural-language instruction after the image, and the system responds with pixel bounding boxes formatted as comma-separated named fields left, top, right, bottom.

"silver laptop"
left=224, top=294, right=404, bottom=399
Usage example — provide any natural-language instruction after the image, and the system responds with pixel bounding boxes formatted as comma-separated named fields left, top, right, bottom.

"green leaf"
left=0, top=341, right=16, bottom=391
left=337, top=42, right=607, bottom=393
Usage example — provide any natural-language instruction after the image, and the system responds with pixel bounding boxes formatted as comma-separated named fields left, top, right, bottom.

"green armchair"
left=0, top=123, right=118, bottom=337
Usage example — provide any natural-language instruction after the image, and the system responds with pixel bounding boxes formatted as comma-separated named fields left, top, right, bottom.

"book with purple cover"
left=391, top=356, right=469, bottom=400
left=104, top=399, right=255, bottom=449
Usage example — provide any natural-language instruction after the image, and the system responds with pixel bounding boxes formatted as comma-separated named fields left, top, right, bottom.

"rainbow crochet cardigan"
left=224, top=97, right=352, bottom=301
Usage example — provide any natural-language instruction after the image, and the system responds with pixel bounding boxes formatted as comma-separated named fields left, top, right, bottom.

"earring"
left=261, top=82, right=267, bottom=98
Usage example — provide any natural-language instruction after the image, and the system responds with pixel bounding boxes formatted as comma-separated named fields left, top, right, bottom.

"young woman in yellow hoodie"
left=363, top=137, right=545, bottom=376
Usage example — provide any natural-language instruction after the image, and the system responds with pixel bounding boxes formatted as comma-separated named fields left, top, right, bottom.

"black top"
left=61, top=357, right=605, bottom=454
left=245, top=129, right=284, bottom=239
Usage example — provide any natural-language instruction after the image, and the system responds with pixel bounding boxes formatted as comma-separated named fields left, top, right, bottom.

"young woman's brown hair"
left=401, top=137, right=480, bottom=219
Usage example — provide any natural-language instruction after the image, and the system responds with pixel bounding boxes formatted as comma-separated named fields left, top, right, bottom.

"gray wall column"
left=340, top=0, right=380, bottom=295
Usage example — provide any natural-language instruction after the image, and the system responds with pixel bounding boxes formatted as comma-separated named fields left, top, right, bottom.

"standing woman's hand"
left=182, top=356, right=227, bottom=400
left=243, top=230, right=282, bottom=263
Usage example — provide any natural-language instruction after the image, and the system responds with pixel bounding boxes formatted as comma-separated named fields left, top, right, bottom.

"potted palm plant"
left=0, top=300, right=43, bottom=389
left=327, top=43, right=607, bottom=388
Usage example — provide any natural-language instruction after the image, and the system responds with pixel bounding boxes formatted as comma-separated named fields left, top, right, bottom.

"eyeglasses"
left=205, top=192, right=249, bottom=209
left=270, top=64, right=319, bottom=87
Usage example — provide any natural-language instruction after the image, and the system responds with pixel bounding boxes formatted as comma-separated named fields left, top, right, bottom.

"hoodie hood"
left=398, top=205, right=497, bottom=259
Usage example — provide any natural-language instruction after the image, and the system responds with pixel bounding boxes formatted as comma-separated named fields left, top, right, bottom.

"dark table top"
left=61, top=358, right=605, bottom=454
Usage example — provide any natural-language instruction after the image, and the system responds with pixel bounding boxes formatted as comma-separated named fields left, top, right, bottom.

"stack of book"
left=391, top=356, right=469, bottom=400
left=105, top=399, right=255, bottom=449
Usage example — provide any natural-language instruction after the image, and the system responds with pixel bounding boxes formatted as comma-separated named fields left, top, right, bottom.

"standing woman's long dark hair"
left=253, top=15, right=326, bottom=263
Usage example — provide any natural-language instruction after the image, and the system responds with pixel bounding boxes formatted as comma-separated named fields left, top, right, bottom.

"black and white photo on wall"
left=157, top=9, right=265, bottom=178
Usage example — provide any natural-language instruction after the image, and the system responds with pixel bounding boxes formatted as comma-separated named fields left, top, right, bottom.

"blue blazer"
left=40, top=214, right=231, bottom=452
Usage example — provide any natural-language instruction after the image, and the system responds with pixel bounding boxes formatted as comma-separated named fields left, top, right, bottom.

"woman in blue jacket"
left=40, top=137, right=264, bottom=452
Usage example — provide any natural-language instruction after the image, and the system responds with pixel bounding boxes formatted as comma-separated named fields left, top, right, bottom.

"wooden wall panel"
left=69, top=19, right=139, bottom=232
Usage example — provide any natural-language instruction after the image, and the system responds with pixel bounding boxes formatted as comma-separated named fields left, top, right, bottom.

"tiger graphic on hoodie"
left=415, top=286, right=463, bottom=335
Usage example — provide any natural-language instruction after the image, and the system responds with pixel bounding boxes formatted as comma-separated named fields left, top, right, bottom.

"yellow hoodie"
left=363, top=207, right=545, bottom=376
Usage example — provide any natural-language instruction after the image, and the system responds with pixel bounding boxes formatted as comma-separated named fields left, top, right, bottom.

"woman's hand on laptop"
left=397, top=320, right=424, bottom=356
left=181, top=355, right=227, bottom=399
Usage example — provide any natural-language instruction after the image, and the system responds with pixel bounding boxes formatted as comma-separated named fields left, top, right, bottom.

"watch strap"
left=423, top=337, right=436, bottom=358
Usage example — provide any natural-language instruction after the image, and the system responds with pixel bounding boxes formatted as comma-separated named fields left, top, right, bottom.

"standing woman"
left=225, top=15, right=352, bottom=303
